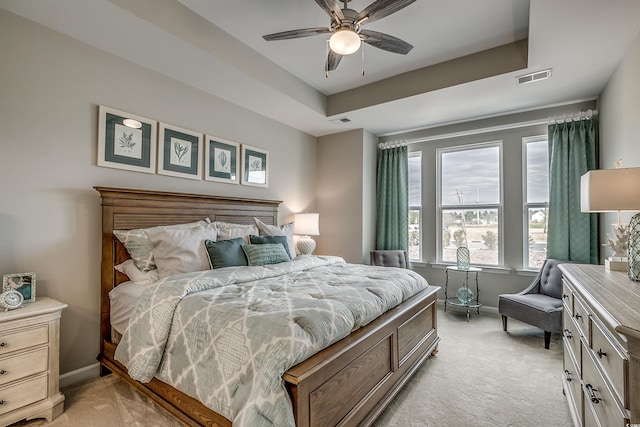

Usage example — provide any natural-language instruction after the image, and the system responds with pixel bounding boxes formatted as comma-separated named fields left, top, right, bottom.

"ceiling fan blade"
left=314, top=0, right=344, bottom=22
left=326, top=49, right=343, bottom=71
left=356, top=0, right=416, bottom=25
left=263, top=27, right=331, bottom=41
left=360, top=29, right=413, bottom=54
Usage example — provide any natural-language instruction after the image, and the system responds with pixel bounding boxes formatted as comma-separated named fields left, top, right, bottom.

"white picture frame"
left=241, top=144, right=269, bottom=188
left=157, top=123, right=203, bottom=180
left=204, top=135, right=240, bottom=184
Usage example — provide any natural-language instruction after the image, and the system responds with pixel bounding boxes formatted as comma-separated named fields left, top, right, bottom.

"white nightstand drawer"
left=0, top=347, right=48, bottom=386
left=561, top=280, right=573, bottom=316
left=0, top=373, right=47, bottom=416
left=0, top=325, right=48, bottom=356
left=590, top=318, right=627, bottom=408
left=572, top=296, right=590, bottom=344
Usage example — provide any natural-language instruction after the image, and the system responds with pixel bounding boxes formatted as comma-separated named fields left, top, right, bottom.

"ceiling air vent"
left=516, top=69, right=552, bottom=85
left=329, top=117, right=351, bottom=125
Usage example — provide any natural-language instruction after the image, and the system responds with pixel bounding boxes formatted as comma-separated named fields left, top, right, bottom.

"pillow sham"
left=114, top=259, right=159, bottom=285
left=114, top=219, right=211, bottom=272
left=146, top=225, right=217, bottom=279
left=242, top=243, right=291, bottom=266
left=248, top=235, right=291, bottom=259
left=204, top=238, right=248, bottom=269
left=253, top=217, right=296, bottom=259
left=215, top=221, right=259, bottom=243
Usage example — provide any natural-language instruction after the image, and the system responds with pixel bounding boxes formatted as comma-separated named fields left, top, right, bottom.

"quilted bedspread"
left=115, top=255, right=429, bottom=426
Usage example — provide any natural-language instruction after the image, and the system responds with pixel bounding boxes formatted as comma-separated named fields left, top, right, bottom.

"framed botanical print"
left=97, top=106, right=157, bottom=174
left=157, top=123, right=203, bottom=180
left=241, top=144, right=268, bottom=188
left=204, top=135, right=240, bottom=184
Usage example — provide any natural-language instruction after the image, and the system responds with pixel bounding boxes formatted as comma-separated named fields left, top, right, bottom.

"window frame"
left=436, top=141, right=504, bottom=267
left=408, top=151, right=422, bottom=262
left=522, top=135, right=549, bottom=270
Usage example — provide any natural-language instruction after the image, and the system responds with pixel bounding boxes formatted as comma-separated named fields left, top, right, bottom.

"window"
left=524, top=136, right=549, bottom=269
left=408, top=152, right=421, bottom=261
left=438, top=143, right=502, bottom=266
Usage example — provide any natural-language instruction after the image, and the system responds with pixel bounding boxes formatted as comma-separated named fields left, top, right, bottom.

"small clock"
left=0, top=290, right=24, bottom=310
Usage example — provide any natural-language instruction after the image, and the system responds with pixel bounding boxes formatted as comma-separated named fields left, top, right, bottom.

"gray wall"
left=598, top=29, right=640, bottom=256
left=381, top=101, right=596, bottom=306
left=0, top=10, right=317, bottom=375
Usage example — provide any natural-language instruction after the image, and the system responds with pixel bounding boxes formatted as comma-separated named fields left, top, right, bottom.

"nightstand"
left=0, top=297, right=67, bottom=425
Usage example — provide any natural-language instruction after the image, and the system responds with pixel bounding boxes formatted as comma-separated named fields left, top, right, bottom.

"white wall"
left=0, top=10, right=317, bottom=375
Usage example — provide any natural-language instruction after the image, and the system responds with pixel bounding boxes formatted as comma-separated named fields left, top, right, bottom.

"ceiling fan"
left=263, top=0, right=415, bottom=73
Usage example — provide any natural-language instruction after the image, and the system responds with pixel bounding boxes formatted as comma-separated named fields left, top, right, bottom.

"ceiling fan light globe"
left=329, top=29, right=361, bottom=55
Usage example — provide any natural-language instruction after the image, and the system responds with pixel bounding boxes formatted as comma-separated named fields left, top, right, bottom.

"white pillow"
left=146, top=225, right=217, bottom=279
left=253, top=217, right=296, bottom=259
left=115, top=259, right=159, bottom=285
left=215, top=221, right=258, bottom=243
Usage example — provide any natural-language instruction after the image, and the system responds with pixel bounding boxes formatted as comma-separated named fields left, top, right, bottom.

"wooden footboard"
left=96, top=187, right=440, bottom=426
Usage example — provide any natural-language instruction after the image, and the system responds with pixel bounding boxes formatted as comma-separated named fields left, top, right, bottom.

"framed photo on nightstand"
left=3, top=272, right=36, bottom=303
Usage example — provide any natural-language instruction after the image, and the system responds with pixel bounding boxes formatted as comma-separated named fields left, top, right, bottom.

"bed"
left=96, top=186, right=440, bottom=426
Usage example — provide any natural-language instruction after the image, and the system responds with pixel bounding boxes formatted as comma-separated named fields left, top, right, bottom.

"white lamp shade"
left=294, top=213, right=319, bottom=236
left=580, top=168, right=640, bottom=212
left=329, top=29, right=361, bottom=55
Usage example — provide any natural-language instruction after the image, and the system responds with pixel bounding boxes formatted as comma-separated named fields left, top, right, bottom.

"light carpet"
left=12, top=307, right=571, bottom=427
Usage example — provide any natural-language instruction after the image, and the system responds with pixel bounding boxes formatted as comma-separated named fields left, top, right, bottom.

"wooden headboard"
left=95, top=186, right=281, bottom=353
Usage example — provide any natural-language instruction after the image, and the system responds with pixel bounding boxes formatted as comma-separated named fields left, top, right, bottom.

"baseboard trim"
left=60, top=363, right=101, bottom=388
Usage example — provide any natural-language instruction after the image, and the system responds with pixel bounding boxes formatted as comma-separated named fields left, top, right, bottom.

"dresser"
left=0, top=297, right=67, bottom=426
left=560, top=264, right=640, bottom=426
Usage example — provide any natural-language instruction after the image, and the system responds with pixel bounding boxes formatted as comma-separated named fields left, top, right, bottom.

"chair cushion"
left=370, top=250, right=408, bottom=268
left=498, top=293, right=563, bottom=332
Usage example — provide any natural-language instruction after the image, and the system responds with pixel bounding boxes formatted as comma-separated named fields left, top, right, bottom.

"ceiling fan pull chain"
left=361, top=43, right=365, bottom=76
left=326, top=40, right=330, bottom=78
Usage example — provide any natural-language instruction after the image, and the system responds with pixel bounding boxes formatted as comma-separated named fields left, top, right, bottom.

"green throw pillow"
left=248, top=235, right=291, bottom=259
left=242, top=243, right=290, bottom=266
left=204, top=238, right=247, bottom=269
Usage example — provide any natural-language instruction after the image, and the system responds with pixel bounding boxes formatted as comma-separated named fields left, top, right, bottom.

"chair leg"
left=501, top=315, right=507, bottom=331
left=544, top=331, right=551, bottom=349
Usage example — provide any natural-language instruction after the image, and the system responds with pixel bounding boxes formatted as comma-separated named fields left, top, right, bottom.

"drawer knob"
left=597, top=348, right=607, bottom=358
left=563, top=329, right=573, bottom=339
left=586, top=384, right=601, bottom=404
left=563, top=294, right=569, bottom=299
left=574, top=313, right=582, bottom=320
left=0, top=370, right=6, bottom=375
left=0, top=343, right=6, bottom=347
left=0, top=400, right=5, bottom=405
left=564, top=369, right=573, bottom=382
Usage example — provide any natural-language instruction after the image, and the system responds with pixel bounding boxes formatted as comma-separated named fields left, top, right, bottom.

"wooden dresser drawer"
left=563, top=340, right=582, bottom=426
left=0, top=373, right=48, bottom=416
left=582, top=348, right=629, bottom=427
left=563, top=309, right=580, bottom=368
left=0, top=325, right=48, bottom=356
left=0, top=347, right=48, bottom=387
left=590, top=318, right=628, bottom=408
left=561, top=280, right=573, bottom=315
left=572, top=296, right=590, bottom=344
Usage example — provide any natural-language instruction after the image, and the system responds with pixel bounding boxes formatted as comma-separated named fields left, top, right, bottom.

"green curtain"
left=547, top=118, right=598, bottom=263
left=376, top=145, right=408, bottom=250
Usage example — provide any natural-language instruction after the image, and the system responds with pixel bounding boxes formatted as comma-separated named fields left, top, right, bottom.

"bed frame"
left=96, top=186, right=440, bottom=427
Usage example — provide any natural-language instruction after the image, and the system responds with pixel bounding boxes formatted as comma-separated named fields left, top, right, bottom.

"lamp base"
left=605, top=257, right=628, bottom=272
left=296, top=237, right=316, bottom=255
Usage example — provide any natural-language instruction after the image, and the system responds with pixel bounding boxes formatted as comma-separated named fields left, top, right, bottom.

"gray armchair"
left=498, top=259, right=564, bottom=349
left=370, top=250, right=410, bottom=269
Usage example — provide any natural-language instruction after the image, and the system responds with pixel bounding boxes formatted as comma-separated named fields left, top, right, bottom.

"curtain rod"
left=548, top=109, right=597, bottom=124
left=393, top=109, right=599, bottom=146
left=378, top=140, right=407, bottom=150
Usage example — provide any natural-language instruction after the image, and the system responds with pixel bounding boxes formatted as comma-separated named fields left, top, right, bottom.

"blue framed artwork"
left=241, top=144, right=268, bottom=188
left=97, top=106, right=156, bottom=174
left=205, top=135, right=239, bottom=184
left=157, top=123, right=203, bottom=180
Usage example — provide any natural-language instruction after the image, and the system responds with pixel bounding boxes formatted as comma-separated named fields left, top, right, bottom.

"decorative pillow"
left=204, top=238, right=248, bottom=269
left=248, top=235, right=291, bottom=259
left=114, top=219, right=211, bottom=272
left=215, top=221, right=259, bottom=243
left=145, top=225, right=217, bottom=279
left=242, top=243, right=291, bottom=266
left=253, top=217, right=296, bottom=259
left=114, top=259, right=159, bottom=285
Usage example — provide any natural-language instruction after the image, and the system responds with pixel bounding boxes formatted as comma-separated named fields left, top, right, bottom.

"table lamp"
left=581, top=165, right=640, bottom=271
left=294, top=213, right=319, bottom=255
